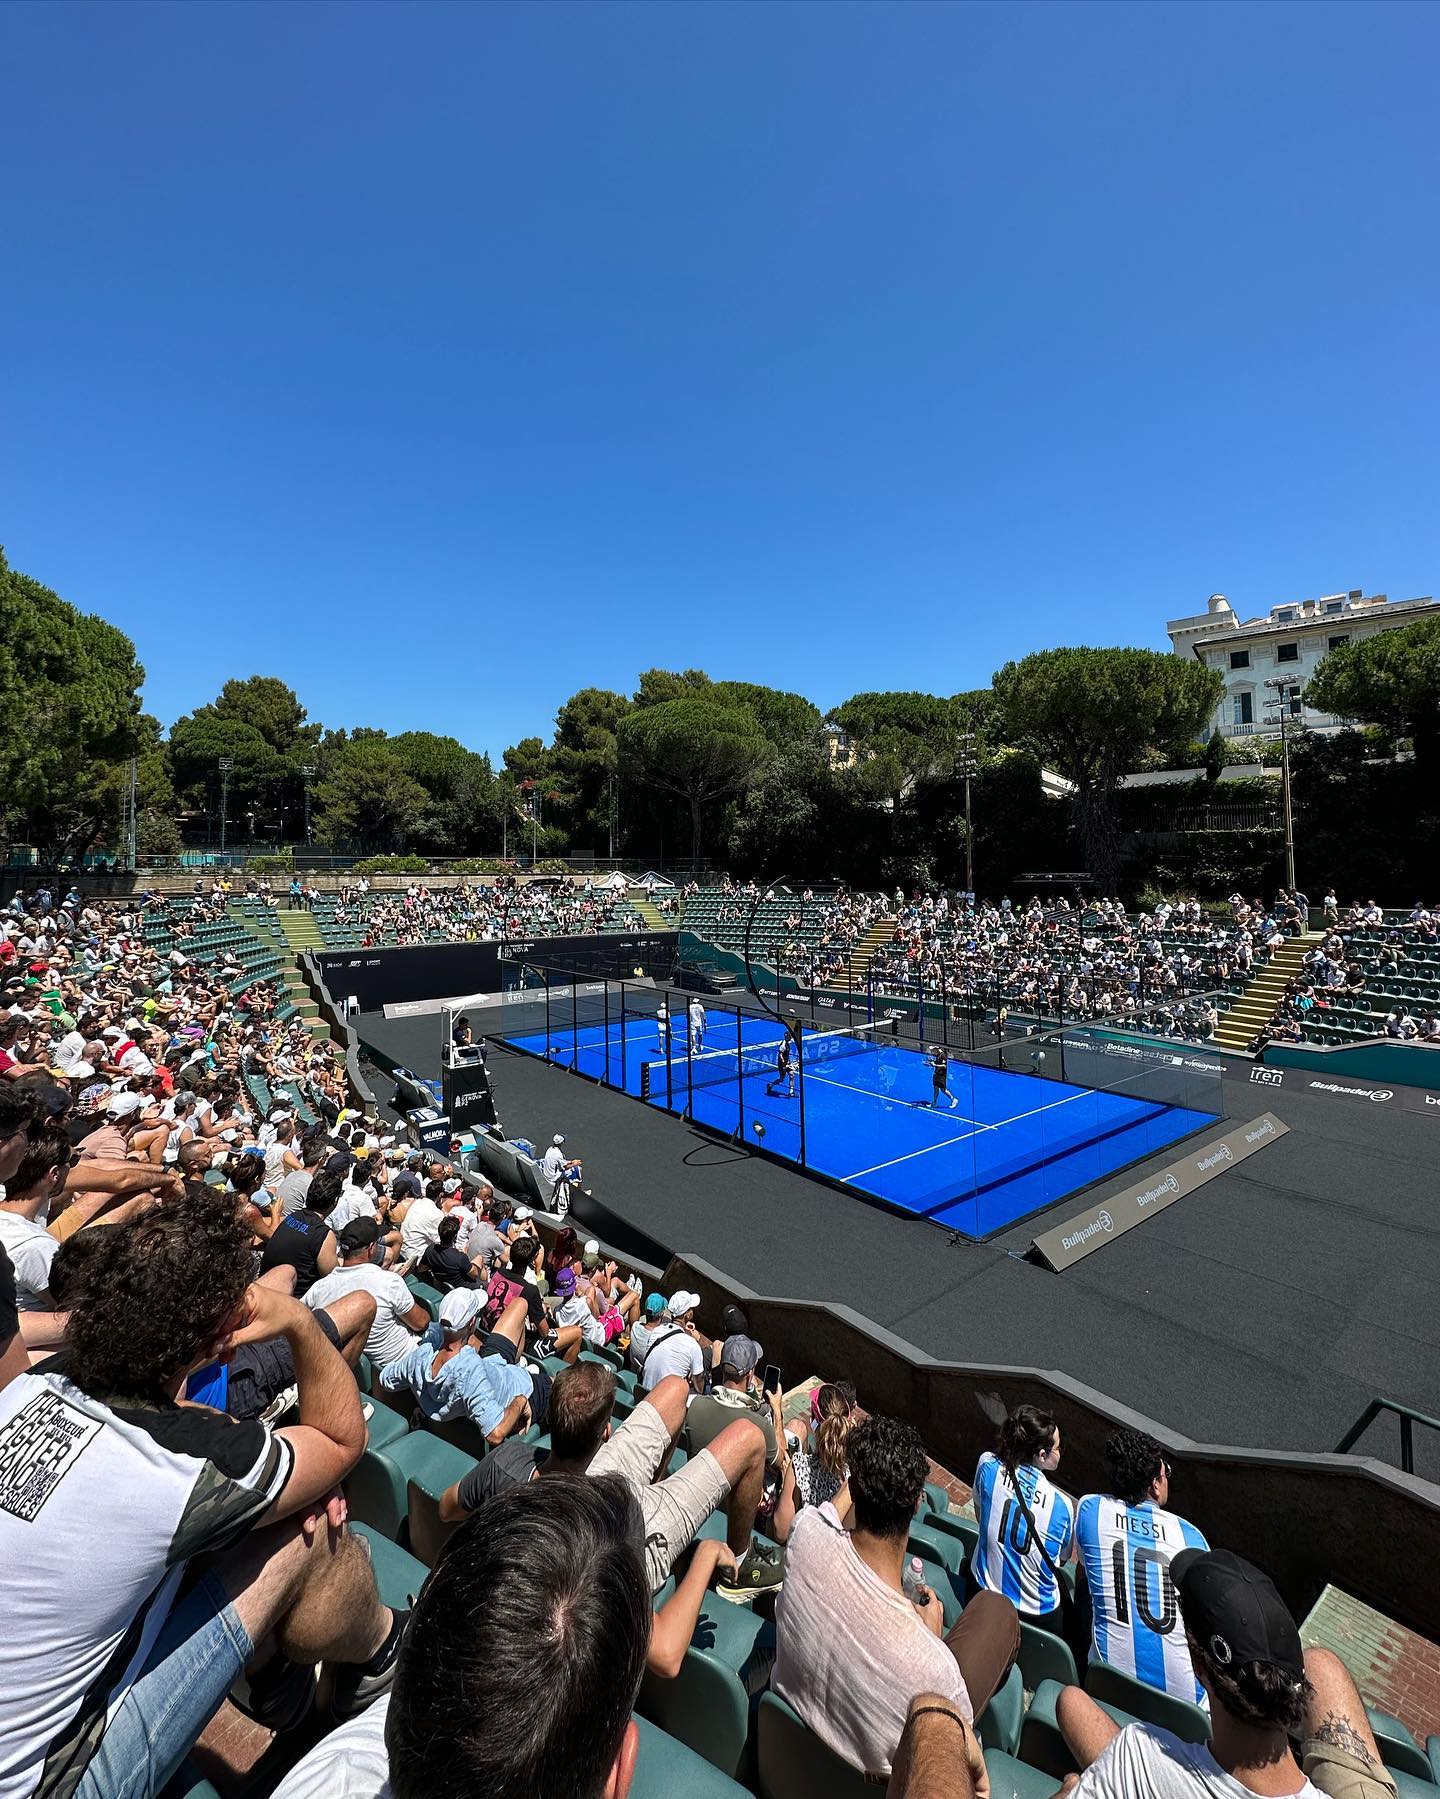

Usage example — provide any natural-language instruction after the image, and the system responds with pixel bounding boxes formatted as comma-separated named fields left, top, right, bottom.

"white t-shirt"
left=329, top=1188, right=379, bottom=1236
left=272, top=1693, right=392, bottom=1798
left=774, top=1501, right=970, bottom=1777
left=305, top=1264, right=420, bottom=1367
left=0, top=1210, right=60, bottom=1309
left=637, top=1325, right=704, bottom=1390
left=0, top=1367, right=292, bottom=1799
left=399, top=1197, right=444, bottom=1260
left=1072, top=1723, right=1322, bottom=1797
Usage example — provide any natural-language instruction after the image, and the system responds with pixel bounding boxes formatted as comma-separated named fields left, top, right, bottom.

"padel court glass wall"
left=496, top=959, right=1223, bottom=1239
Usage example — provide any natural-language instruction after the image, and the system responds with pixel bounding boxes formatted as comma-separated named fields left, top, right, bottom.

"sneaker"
left=716, top=1541, right=785, bottom=1600
left=328, top=1607, right=410, bottom=1721
left=236, top=1653, right=317, bottom=1732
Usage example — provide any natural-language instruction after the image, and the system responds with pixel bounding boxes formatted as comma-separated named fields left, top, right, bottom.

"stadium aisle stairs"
left=632, top=895, right=670, bottom=930
left=1212, top=929, right=1322, bottom=1052
left=236, top=907, right=330, bottom=1043
left=846, top=914, right=896, bottom=989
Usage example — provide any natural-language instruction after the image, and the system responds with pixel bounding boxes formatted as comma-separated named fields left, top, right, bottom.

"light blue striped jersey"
left=1074, top=1493, right=1210, bottom=1704
left=970, top=1451, right=1076, bottom=1616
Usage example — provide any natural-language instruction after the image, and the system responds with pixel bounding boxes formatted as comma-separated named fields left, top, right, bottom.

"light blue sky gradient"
left=4, top=1, right=1436, bottom=757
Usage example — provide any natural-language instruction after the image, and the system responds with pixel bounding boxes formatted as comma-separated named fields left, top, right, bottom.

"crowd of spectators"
left=0, top=875, right=1419, bottom=1799
left=307, top=874, right=647, bottom=946
left=1259, top=896, right=1440, bottom=1050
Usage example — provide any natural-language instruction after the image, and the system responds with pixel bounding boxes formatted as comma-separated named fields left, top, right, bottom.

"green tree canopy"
left=0, top=550, right=145, bottom=855
left=314, top=740, right=429, bottom=853
left=1307, top=616, right=1440, bottom=770
left=211, top=676, right=311, bottom=755
left=992, top=646, right=1222, bottom=891
left=618, top=698, right=772, bottom=869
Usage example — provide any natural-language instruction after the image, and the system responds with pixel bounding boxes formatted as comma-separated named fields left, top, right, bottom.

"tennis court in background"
left=497, top=992, right=1218, bottom=1238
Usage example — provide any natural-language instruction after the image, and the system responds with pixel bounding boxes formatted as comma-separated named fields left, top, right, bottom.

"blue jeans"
left=76, top=1569, right=254, bottom=1799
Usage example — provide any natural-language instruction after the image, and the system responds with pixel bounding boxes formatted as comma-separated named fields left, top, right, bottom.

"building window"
left=1325, top=601, right=1344, bottom=615
left=1289, top=688, right=1303, bottom=717
left=1276, top=609, right=1295, bottom=622
left=1233, top=692, right=1253, bottom=727
left=1277, top=642, right=1300, bottom=663
left=1229, top=648, right=1250, bottom=669
left=1328, top=634, right=1349, bottom=652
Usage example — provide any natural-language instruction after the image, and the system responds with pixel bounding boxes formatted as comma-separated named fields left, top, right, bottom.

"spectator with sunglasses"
left=1074, top=1427, right=1210, bottom=1705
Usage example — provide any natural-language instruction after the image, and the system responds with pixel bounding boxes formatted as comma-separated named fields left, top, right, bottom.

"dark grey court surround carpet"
left=360, top=1006, right=1440, bottom=1474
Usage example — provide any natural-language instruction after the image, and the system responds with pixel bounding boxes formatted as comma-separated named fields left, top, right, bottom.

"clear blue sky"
left=4, top=1, right=1437, bottom=760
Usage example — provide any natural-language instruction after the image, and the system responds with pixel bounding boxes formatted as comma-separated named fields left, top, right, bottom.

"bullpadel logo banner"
left=1031, top=1112, right=1289, bottom=1272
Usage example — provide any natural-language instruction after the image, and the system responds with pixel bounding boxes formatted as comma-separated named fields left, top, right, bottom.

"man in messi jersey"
left=1073, top=1427, right=1209, bottom=1705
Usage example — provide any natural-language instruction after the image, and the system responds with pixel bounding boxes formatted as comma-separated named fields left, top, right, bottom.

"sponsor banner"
left=1054, top=1030, right=1225, bottom=1081
left=1224, top=1059, right=1440, bottom=1117
left=1031, top=1112, right=1289, bottom=1272
left=318, top=932, right=678, bottom=1012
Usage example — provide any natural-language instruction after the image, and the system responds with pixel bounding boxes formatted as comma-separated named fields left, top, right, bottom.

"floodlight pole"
left=1264, top=679, right=1300, bottom=892
left=218, top=756, right=234, bottom=855
left=956, top=730, right=979, bottom=895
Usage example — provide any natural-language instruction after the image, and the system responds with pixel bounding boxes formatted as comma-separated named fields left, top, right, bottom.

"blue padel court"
left=498, top=1007, right=1216, bottom=1237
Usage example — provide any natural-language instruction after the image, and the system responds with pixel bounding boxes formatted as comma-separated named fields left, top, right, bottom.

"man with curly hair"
left=773, top=1413, right=1019, bottom=1779
left=1073, top=1426, right=1210, bottom=1705
left=0, top=1187, right=405, bottom=1799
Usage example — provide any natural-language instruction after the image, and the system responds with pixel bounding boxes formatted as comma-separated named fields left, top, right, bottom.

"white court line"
left=840, top=1083, right=1113, bottom=1183
left=843, top=1123, right=986, bottom=1182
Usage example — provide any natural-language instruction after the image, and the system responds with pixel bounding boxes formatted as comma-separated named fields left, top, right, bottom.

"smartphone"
left=762, top=1363, right=783, bottom=1397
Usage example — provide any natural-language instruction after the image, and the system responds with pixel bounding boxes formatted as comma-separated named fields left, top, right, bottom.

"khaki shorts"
left=590, top=1396, right=729, bottom=1592
left=1302, top=1738, right=1398, bottom=1799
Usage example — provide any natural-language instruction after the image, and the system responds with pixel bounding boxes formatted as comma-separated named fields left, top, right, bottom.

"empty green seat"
left=756, top=1691, right=873, bottom=1799
left=1366, top=1707, right=1434, bottom=1783
left=1018, top=1619, right=1080, bottom=1692
left=405, top=1434, right=482, bottom=1568
left=908, top=1518, right=967, bottom=1580
left=363, top=1401, right=410, bottom=1453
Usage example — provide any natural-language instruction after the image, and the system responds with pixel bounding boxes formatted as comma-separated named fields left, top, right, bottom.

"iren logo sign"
left=1031, top=1113, right=1289, bottom=1273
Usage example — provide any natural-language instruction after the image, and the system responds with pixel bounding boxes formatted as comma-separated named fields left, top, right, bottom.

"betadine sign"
left=1031, top=1112, right=1289, bottom=1273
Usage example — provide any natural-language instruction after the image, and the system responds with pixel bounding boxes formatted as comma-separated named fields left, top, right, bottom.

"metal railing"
left=1333, top=1399, right=1440, bottom=1476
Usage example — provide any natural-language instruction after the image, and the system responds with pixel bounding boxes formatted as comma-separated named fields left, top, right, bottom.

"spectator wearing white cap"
left=380, top=1285, right=549, bottom=1446
left=540, top=1133, right=581, bottom=1215
left=635, top=1290, right=708, bottom=1392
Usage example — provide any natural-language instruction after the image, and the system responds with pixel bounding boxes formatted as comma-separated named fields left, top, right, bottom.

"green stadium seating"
left=405, top=1436, right=483, bottom=1569
left=1367, top=1707, right=1436, bottom=1783
left=363, top=1401, right=410, bottom=1453
left=630, top=1713, right=752, bottom=1797
left=908, top=1517, right=968, bottom=1579
left=349, top=1523, right=425, bottom=1613
left=977, top=1664, right=1025, bottom=1757
left=1084, top=1659, right=1211, bottom=1742
left=1017, top=1619, right=1080, bottom=1692
left=985, top=1748, right=1060, bottom=1799
left=756, top=1691, right=874, bottom=1799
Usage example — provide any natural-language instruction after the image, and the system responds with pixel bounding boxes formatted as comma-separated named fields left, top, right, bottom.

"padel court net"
left=495, top=967, right=1220, bottom=1238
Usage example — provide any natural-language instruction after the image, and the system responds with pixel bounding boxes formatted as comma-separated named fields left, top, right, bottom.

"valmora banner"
left=1031, top=1112, right=1288, bottom=1272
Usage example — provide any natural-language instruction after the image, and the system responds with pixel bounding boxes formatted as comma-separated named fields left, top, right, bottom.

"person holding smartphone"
left=684, top=1334, right=799, bottom=1544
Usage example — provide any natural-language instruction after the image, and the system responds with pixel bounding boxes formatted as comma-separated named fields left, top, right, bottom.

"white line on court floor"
left=839, top=1083, right=1104, bottom=1183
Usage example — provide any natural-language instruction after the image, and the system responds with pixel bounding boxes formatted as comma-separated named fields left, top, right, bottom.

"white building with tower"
left=1166, top=587, right=1438, bottom=741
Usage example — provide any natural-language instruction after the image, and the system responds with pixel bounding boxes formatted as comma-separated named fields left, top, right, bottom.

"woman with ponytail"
left=789, top=1381, right=856, bottom=1519
left=968, top=1404, right=1079, bottom=1651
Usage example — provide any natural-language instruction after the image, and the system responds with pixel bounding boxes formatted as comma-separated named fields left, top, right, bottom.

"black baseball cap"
left=1169, top=1548, right=1305, bottom=1683
left=338, top=1218, right=382, bottom=1254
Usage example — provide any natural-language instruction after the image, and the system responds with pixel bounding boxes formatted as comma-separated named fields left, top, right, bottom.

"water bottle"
left=902, top=1555, right=929, bottom=1605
